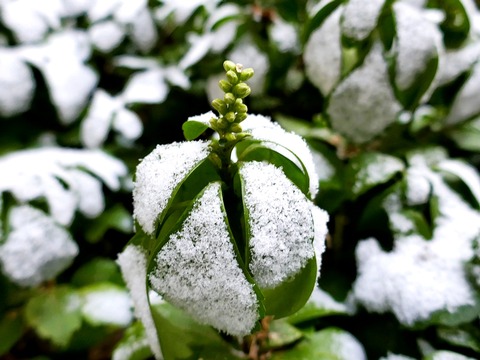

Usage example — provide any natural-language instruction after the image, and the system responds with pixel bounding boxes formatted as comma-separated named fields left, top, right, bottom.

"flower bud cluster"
left=210, top=60, right=254, bottom=142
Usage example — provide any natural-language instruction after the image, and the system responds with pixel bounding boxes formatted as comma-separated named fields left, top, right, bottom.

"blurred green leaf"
left=266, top=319, right=303, bottom=350
left=24, top=286, right=82, bottom=348
left=0, top=311, right=24, bottom=355
left=437, top=325, right=480, bottom=353
left=112, top=321, right=153, bottom=360
left=448, top=117, right=480, bottom=152
left=71, top=258, right=124, bottom=287
left=85, top=204, right=133, bottom=243
left=270, top=327, right=364, bottom=360
left=346, top=152, right=404, bottom=199
left=424, top=350, right=476, bottom=360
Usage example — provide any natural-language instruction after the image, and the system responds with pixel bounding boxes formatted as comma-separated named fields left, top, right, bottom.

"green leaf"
left=85, top=204, right=133, bottom=243
left=266, top=320, right=303, bottom=350
left=287, top=288, right=349, bottom=325
left=151, top=302, right=233, bottom=360
left=270, top=327, right=365, bottom=360
left=424, top=350, right=476, bottom=360
left=437, top=325, right=480, bottom=353
left=24, top=286, right=82, bottom=348
left=112, top=321, right=153, bottom=360
left=0, top=311, right=24, bottom=355
left=71, top=257, right=124, bottom=287
left=261, top=257, right=318, bottom=319
left=274, top=114, right=333, bottom=142
left=346, top=152, right=404, bottom=199
left=448, top=117, right=480, bottom=152
left=430, top=0, right=470, bottom=47
left=182, top=120, right=210, bottom=141
left=301, top=0, right=343, bottom=44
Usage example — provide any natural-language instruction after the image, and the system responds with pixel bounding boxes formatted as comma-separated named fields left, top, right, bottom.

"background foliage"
left=1, top=0, right=480, bottom=359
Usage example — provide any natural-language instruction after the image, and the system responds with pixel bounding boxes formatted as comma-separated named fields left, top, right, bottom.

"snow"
left=304, top=6, right=342, bottom=95
left=0, top=205, right=78, bottom=287
left=438, top=159, right=480, bottom=206
left=88, top=20, right=125, bottom=53
left=129, top=7, right=158, bottom=53
left=311, top=205, right=329, bottom=277
left=240, top=161, right=316, bottom=288
left=19, top=30, right=98, bottom=124
left=149, top=182, right=259, bottom=336
left=435, top=42, right=480, bottom=87
left=241, top=114, right=319, bottom=198
left=117, top=245, right=163, bottom=360
left=393, top=2, right=441, bottom=91
left=122, top=70, right=169, bottom=104
left=270, top=17, right=299, bottom=53
left=0, top=48, right=35, bottom=117
left=445, top=62, right=480, bottom=124
left=187, top=111, right=216, bottom=127
left=405, top=166, right=432, bottom=205
left=341, top=0, right=385, bottom=41
left=308, top=287, right=349, bottom=313
left=0, top=147, right=127, bottom=225
left=154, top=0, right=221, bottom=25
left=331, top=330, right=367, bottom=360
left=327, top=41, right=402, bottom=143
left=379, top=353, right=416, bottom=360
left=353, top=159, right=480, bottom=325
left=81, top=286, right=133, bottom=326
left=133, top=141, right=211, bottom=235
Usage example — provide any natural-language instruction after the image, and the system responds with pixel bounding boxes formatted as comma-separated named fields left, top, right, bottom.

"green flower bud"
left=239, top=68, right=254, bottom=81
left=223, top=60, right=236, bottom=72
left=219, top=80, right=232, bottom=93
left=234, top=101, right=248, bottom=114
left=225, top=133, right=236, bottom=142
left=224, top=93, right=236, bottom=105
left=225, top=112, right=236, bottom=123
left=226, top=70, right=239, bottom=85
left=212, top=98, right=227, bottom=114
left=230, top=123, right=242, bottom=133
left=236, top=112, right=248, bottom=122
left=232, top=83, right=251, bottom=99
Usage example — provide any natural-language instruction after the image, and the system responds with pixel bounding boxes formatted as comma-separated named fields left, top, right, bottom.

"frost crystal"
left=393, top=2, right=441, bottom=91
left=117, top=245, right=163, bottom=360
left=353, top=161, right=480, bottom=325
left=304, top=6, right=342, bottom=95
left=133, top=141, right=211, bottom=235
left=327, top=41, right=401, bottom=143
left=0, top=147, right=127, bottom=226
left=81, top=286, right=133, bottom=326
left=342, top=0, right=385, bottom=41
left=242, top=114, right=319, bottom=198
left=0, top=206, right=78, bottom=287
left=149, top=182, right=259, bottom=336
left=240, top=161, right=315, bottom=288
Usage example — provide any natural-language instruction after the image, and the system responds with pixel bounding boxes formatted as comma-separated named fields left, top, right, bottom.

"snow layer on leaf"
left=187, top=111, right=215, bottom=127
left=113, top=108, right=143, bottom=142
left=304, top=6, right=342, bottom=95
left=81, top=286, right=133, bottom=326
left=269, top=17, right=299, bottom=53
left=133, top=141, right=211, bottom=235
left=405, top=167, right=431, bottom=205
left=0, top=147, right=127, bottom=225
left=0, top=0, right=63, bottom=43
left=129, top=7, right=158, bottom=53
left=88, top=20, right=125, bottom=53
left=122, top=70, right=169, bottom=104
left=342, top=0, right=385, bottom=41
left=240, top=161, right=316, bottom=288
left=380, top=353, right=416, bottom=360
left=19, top=30, right=97, bottom=124
left=436, top=42, right=480, bottom=87
left=155, top=0, right=221, bottom=24
left=354, top=162, right=480, bottom=325
left=0, top=48, right=35, bottom=117
left=445, top=62, right=480, bottom=124
left=117, top=245, right=163, bottom=360
left=242, top=114, right=319, bottom=198
left=329, top=330, right=367, bottom=360
left=149, top=182, right=259, bottom=336
left=0, top=206, right=78, bottom=287
left=353, top=236, right=476, bottom=325
left=393, top=2, right=441, bottom=91
left=327, top=41, right=401, bottom=143
left=438, top=159, right=480, bottom=206
left=311, top=205, right=329, bottom=278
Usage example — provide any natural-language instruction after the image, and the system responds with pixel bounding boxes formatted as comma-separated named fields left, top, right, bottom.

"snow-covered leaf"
left=80, top=283, right=133, bottom=327
left=0, top=206, right=78, bottom=287
left=0, top=147, right=127, bottom=225
left=341, top=0, right=385, bottom=42
left=327, top=41, right=402, bottom=143
left=88, top=20, right=125, bottom=53
left=122, top=70, right=169, bottom=104
left=0, top=48, right=35, bottom=117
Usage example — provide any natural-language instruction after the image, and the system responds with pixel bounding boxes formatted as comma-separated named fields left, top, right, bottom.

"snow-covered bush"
left=0, top=0, right=479, bottom=359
